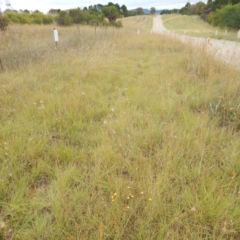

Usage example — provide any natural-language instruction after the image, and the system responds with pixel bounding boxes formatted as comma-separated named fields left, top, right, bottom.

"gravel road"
left=152, top=16, right=240, bottom=70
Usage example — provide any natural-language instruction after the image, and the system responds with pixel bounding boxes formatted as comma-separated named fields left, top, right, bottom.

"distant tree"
left=160, top=9, right=173, bottom=14
left=107, top=2, right=115, bottom=7
left=101, top=5, right=120, bottom=18
left=114, top=3, right=121, bottom=12
left=56, top=11, right=72, bottom=26
left=120, top=4, right=128, bottom=17
left=189, top=1, right=206, bottom=15
left=150, top=7, right=156, bottom=15
left=69, top=8, right=85, bottom=24
left=136, top=7, right=144, bottom=15
left=180, top=2, right=191, bottom=15
left=96, top=4, right=104, bottom=12
left=23, top=9, right=30, bottom=14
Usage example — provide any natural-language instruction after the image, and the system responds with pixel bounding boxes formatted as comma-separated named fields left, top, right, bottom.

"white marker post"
left=238, top=30, right=240, bottom=39
left=215, top=30, right=218, bottom=36
left=137, top=28, right=140, bottom=35
left=53, top=28, right=59, bottom=49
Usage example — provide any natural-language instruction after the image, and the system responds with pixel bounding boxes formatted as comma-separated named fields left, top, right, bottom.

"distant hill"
left=129, top=8, right=162, bottom=14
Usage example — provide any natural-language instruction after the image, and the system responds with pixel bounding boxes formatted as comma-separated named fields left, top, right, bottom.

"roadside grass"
left=121, top=15, right=153, bottom=33
left=0, top=17, right=240, bottom=239
left=162, top=14, right=240, bottom=42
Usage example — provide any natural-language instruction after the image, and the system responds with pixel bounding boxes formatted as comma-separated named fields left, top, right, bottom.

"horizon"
left=0, top=1, right=207, bottom=14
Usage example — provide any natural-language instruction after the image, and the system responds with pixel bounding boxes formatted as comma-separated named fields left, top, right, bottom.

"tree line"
left=0, top=2, right=159, bottom=31
left=161, top=0, right=240, bottom=29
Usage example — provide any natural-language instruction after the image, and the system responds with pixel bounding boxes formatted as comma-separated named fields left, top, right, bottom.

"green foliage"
left=120, top=5, right=128, bottom=17
left=101, top=5, right=121, bottom=18
left=69, top=8, right=85, bottom=24
left=5, top=12, right=53, bottom=25
left=211, top=3, right=240, bottom=28
left=212, top=0, right=240, bottom=10
left=189, top=1, right=207, bottom=15
left=56, top=11, right=72, bottom=26
left=111, top=20, right=123, bottom=28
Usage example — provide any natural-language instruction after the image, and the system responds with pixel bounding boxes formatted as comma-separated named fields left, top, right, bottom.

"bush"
left=42, top=16, right=53, bottom=25
left=111, top=20, right=123, bottom=28
left=56, top=11, right=73, bottom=26
left=0, top=14, right=8, bottom=31
left=211, top=3, right=240, bottom=29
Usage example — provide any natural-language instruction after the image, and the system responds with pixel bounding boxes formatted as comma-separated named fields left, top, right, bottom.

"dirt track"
left=152, top=16, right=240, bottom=70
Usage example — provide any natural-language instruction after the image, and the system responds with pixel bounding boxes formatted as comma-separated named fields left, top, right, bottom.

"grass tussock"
left=0, top=18, right=240, bottom=239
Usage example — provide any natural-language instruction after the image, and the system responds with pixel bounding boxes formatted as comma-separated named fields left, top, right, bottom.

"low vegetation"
left=4, top=11, right=53, bottom=25
left=0, top=16, right=240, bottom=239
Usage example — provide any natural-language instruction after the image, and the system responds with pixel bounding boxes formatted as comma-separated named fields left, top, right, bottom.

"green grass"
left=0, top=18, right=240, bottom=239
left=162, top=14, right=240, bottom=42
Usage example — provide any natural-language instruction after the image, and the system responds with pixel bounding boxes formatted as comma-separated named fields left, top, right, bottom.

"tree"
left=136, top=7, right=144, bottom=15
left=69, top=8, right=85, bottom=24
left=96, top=4, right=104, bottom=12
left=189, top=1, right=206, bottom=15
left=211, top=3, right=240, bottom=28
left=101, top=5, right=120, bottom=18
left=120, top=5, right=128, bottom=17
left=56, top=11, right=72, bottom=26
left=150, top=7, right=156, bottom=15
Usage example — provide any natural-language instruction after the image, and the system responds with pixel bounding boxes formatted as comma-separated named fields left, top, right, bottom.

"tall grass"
left=0, top=17, right=240, bottom=239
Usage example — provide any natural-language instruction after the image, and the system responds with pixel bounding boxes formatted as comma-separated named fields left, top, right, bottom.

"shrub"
left=111, top=20, right=123, bottom=28
left=56, top=11, right=73, bottom=26
left=42, top=16, right=53, bottom=25
left=0, top=14, right=8, bottom=31
left=211, top=3, right=240, bottom=29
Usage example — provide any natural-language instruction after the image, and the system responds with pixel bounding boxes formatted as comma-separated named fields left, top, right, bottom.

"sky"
left=1, top=0, right=207, bottom=13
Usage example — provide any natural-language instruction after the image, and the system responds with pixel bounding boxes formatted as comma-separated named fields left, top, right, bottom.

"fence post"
left=53, top=28, right=59, bottom=49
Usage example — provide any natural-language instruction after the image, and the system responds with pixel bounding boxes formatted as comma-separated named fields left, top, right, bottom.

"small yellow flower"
left=126, top=206, right=130, bottom=209
left=141, top=192, right=144, bottom=194
left=127, top=196, right=130, bottom=199
left=127, top=186, right=131, bottom=189
left=131, top=195, right=134, bottom=198
left=149, top=198, right=152, bottom=201
left=114, top=193, right=117, bottom=196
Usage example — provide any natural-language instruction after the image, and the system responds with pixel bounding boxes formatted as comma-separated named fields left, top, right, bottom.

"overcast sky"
left=1, top=0, right=207, bottom=13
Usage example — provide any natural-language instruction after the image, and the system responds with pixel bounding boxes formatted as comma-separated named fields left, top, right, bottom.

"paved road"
left=152, top=16, right=240, bottom=70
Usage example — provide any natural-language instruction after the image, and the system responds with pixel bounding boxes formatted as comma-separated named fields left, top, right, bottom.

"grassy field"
left=0, top=16, right=240, bottom=239
left=162, top=14, right=240, bottom=42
